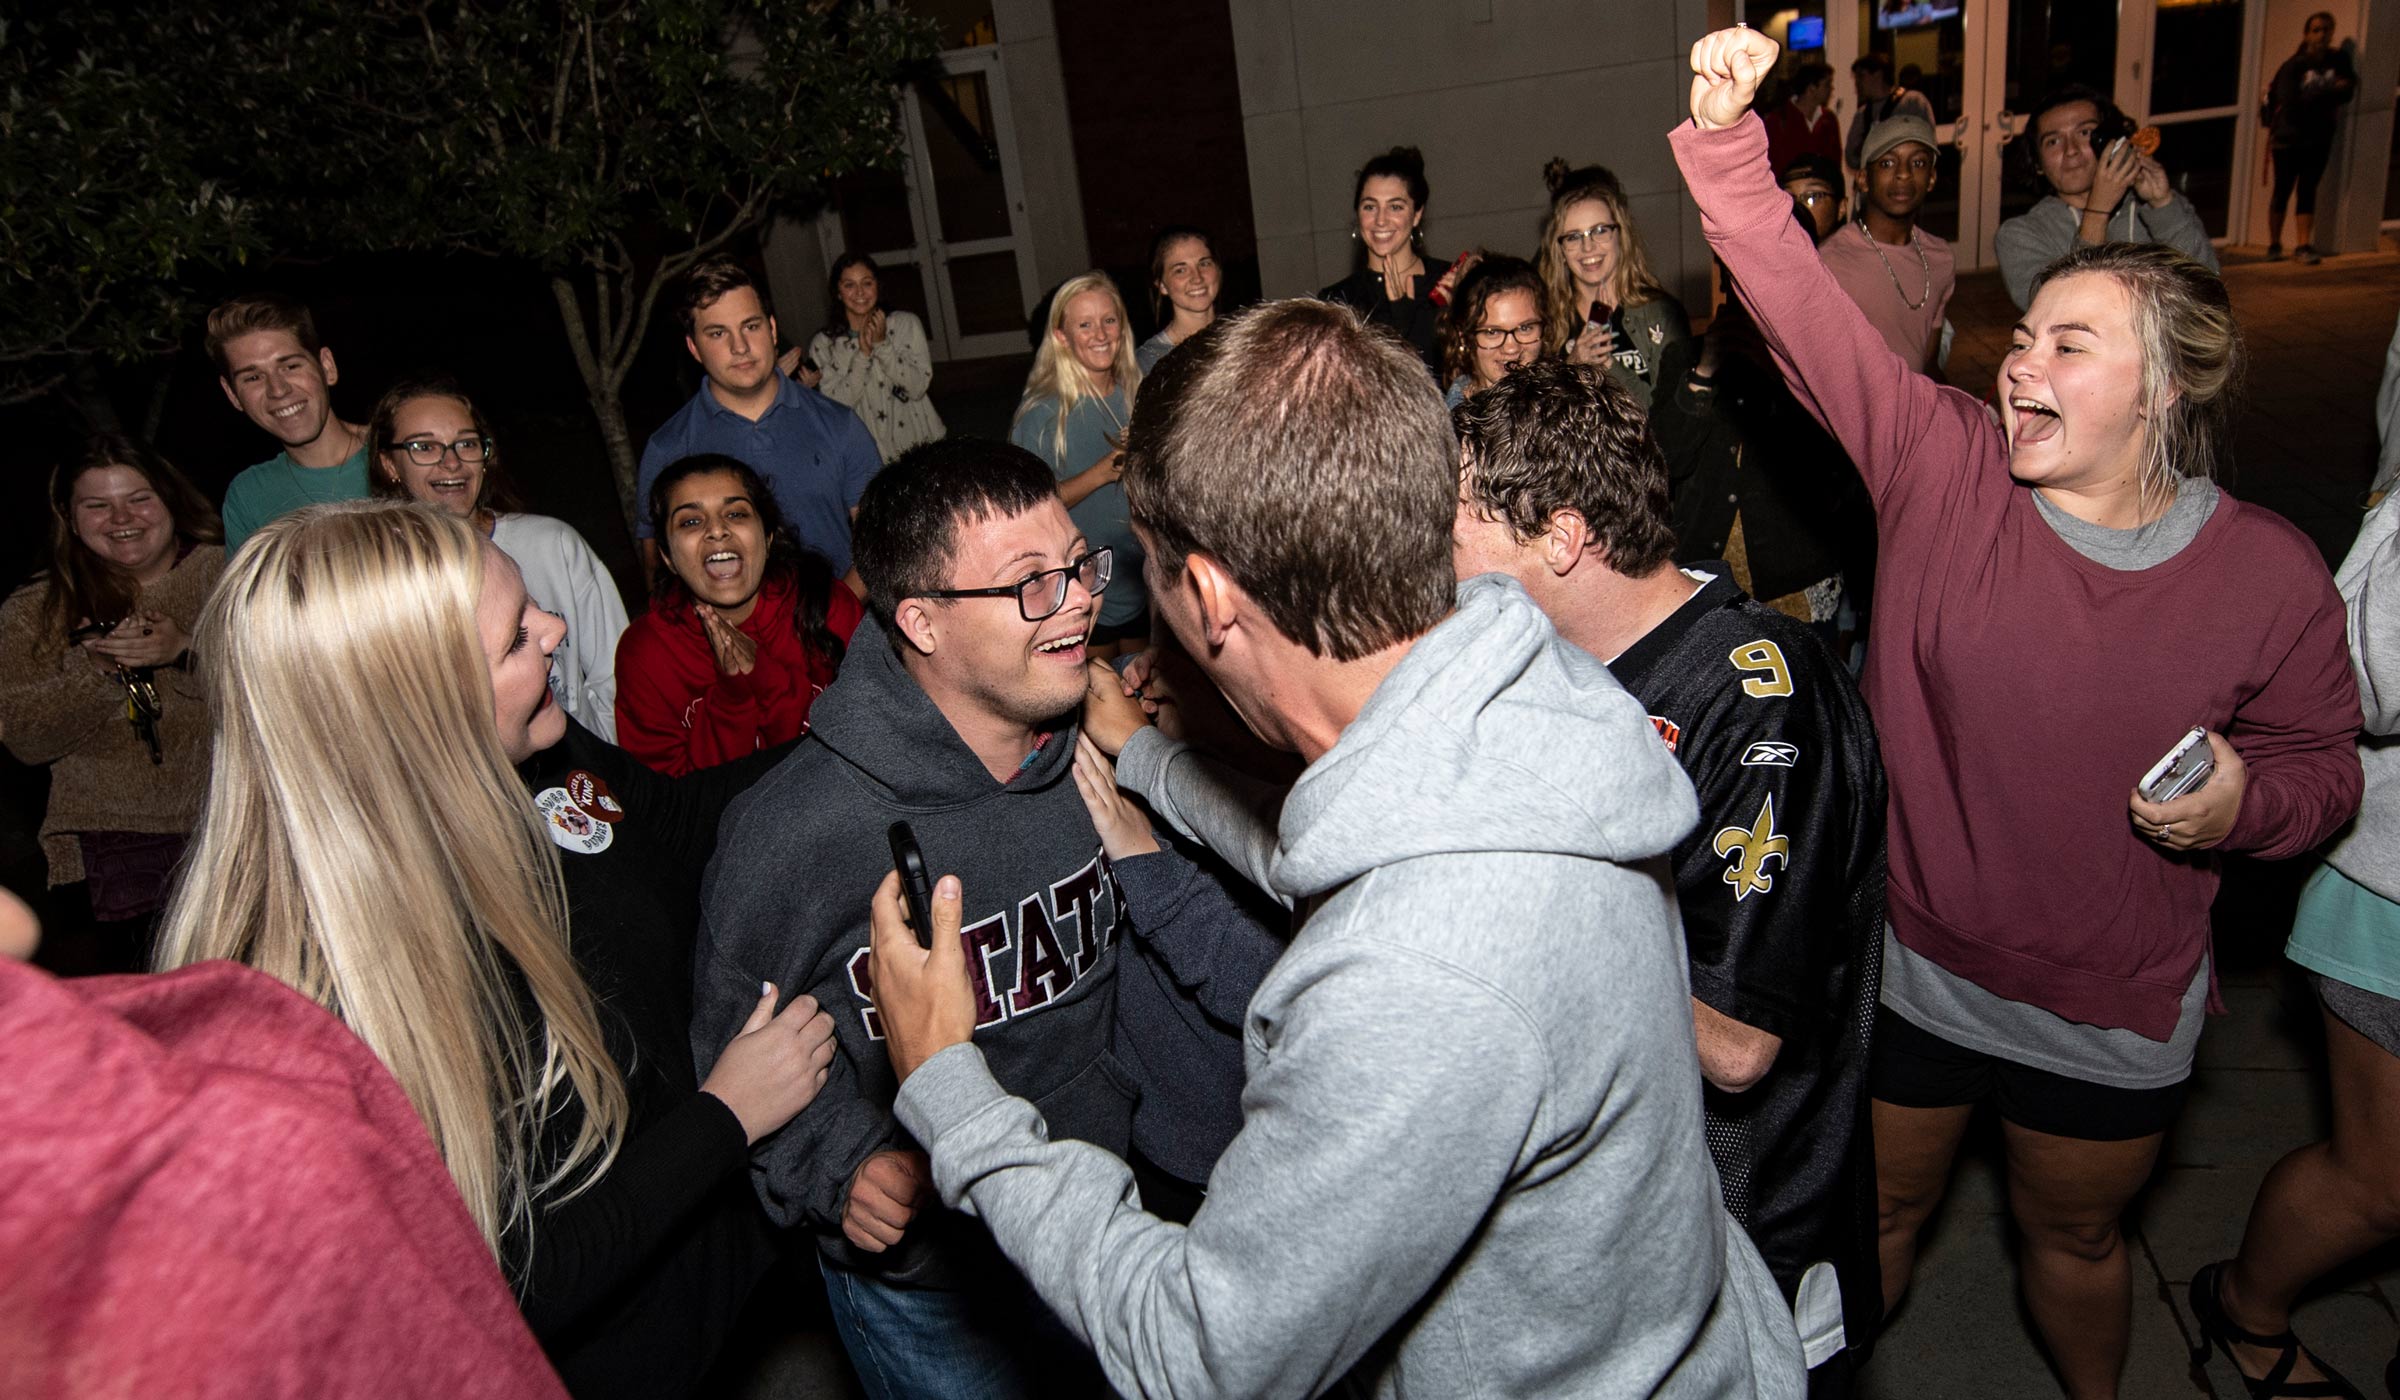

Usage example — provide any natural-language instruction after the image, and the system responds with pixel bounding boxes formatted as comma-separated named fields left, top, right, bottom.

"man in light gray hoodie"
left=864, top=299, right=1804, bottom=1399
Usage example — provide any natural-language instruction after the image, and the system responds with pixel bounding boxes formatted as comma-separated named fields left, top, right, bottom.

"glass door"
left=2124, top=0, right=2252, bottom=244
left=821, top=21, right=1038, bottom=361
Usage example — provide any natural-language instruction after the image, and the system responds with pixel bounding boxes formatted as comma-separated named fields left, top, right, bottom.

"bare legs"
left=2214, top=1002, right=2400, bottom=1385
left=1874, top=1098, right=2166, bottom=1399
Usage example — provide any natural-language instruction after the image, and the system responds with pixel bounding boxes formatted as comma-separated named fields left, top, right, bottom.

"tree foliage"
left=0, top=15, right=257, bottom=407
left=202, top=0, right=940, bottom=522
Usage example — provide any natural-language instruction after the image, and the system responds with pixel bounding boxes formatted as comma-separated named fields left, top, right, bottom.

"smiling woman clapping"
left=614, top=454, right=863, bottom=775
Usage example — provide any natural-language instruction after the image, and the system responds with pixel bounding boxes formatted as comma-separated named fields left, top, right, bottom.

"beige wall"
left=1228, top=0, right=1730, bottom=314
left=994, top=0, right=1095, bottom=291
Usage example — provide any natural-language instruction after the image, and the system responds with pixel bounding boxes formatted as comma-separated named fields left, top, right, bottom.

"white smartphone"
left=2138, top=727, right=2215, bottom=804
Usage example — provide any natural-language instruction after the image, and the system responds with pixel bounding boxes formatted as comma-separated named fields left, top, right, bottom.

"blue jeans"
left=817, top=1256, right=1110, bottom=1400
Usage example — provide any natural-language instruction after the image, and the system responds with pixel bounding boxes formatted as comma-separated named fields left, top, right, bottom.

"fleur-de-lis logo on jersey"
left=1712, top=794, right=1790, bottom=902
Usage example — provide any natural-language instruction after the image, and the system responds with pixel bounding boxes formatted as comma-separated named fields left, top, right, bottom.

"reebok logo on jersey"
left=1741, top=741, right=1799, bottom=768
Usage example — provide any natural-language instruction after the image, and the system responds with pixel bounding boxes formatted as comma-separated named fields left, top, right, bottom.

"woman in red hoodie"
left=616, top=454, right=863, bottom=776
left=1679, top=30, right=2361, bottom=1399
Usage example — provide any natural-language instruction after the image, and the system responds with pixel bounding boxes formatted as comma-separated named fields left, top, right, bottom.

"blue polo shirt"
left=635, top=371, right=881, bottom=575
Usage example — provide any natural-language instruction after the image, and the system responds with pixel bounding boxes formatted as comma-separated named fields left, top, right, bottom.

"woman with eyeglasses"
left=0, top=436, right=222, bottom=975
left=615, top=453, right=862, bottom=776
left=1319, top=147, right=1475, bottom=380
left=1439, top=255, right=1549, bottom=408
left=1538, top=160, right=1691, bottom=413
left=369, top=373, right=629, bottom=741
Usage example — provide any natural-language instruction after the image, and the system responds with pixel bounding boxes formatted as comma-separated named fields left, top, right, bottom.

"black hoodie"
left=691, top=618, right=1132, bottom=1284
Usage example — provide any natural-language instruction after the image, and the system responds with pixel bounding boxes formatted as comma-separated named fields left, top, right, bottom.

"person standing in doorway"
left=1820, top=116, right=1956, bottom=375
left=2261, top=11, right=2357, bottom=265
left=1843, top=54, right=1934, bottom=175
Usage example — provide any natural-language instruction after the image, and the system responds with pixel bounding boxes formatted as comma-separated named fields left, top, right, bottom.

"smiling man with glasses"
left=690, top=437, right=1132, bottom=1400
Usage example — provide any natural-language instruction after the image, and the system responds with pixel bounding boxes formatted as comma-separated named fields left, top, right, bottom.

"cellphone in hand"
left=2138, top=727, right=2216, bottom=804
left=887, top=821, right=936, bottom=949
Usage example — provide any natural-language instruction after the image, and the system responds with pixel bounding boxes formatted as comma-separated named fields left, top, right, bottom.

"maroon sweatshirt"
left=1672, top=115, right=2362, bottom=1039
left=0, top=958, right=565, bottom=1398
left=615, top=573, right=864, bottom=777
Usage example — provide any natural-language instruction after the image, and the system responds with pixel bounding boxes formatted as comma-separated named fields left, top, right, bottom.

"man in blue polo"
left=636, top=259, right=881, bottom=583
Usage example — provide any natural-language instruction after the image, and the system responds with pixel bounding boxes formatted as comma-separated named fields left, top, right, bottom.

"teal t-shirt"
left=1010, top=387, right=1146, bottom=630
left=221, top=442, right=372, bottom=556
left=2288, top=863, right=2400, bottom=1001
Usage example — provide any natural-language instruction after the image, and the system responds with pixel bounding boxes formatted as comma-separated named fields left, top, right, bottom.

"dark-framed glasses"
left=919, top=547, right=1112, bottom=622
left=1555, top=222, right=1618, bottom=251
left=396, top=435, right=493, bottom=466
left=1472, top=319, right=1547, bottom=349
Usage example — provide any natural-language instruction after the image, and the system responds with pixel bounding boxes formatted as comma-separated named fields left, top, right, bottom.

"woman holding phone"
left=1536, top=160, right=1689, bottom=413
left=1676, top=29, right=2361, bottom=1398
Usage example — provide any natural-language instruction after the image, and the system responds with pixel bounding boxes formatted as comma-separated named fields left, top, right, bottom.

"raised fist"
left=1689, top=26, right=1781, bottom=131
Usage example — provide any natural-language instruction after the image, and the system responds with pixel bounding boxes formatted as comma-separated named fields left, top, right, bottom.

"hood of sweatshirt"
left=806, top=612, right=1078, bottom=810
left=1274, top=572, right=1698, bottom=897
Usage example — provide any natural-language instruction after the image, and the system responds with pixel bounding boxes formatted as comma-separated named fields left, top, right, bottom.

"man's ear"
left=684, top=335, right=702, bottom=364
left=1544, top=509, right=1593, bottom=577
left=318, top=347, right=340, bottom=387
left=219, top=377, right=241, bottom=413
left=1184, top=553, right=1245, bottom=650
left=766, top=315, right=780, bottom=348
left=892, top=597, right=940, bottom=658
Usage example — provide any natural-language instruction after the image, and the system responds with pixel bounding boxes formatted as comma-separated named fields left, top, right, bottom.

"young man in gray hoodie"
left=865, top=299, right=1805, bottom=1398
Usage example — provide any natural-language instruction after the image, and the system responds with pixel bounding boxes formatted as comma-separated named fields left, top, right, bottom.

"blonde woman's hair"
left=1537, top=160, right=1671, bottom=357
left=1015, top=271, right=1141, bottom=465
left=156, top=499, right=626, bottom=1263
left=2029, top=242, right=2246, bottom=512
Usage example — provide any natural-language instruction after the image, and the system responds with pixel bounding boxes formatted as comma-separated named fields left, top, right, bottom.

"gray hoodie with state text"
left=894, top=574, right=1804, bottom=1398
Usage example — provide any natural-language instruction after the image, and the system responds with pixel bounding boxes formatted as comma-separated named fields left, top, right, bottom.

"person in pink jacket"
left=1678, top=29, right=2362, bottom=1398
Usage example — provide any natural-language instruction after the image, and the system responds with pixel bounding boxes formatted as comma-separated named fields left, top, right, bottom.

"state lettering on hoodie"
left=844, top=849, right=1121, bottom=1041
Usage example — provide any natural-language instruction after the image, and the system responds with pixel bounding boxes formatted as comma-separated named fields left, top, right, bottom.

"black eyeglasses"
left=394, top=435, right=493, bottom=466
left=919, top=548, right=1112, bottom=622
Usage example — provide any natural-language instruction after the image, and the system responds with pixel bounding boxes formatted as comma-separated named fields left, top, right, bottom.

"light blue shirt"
left=635, top=371, right=880, bottom=575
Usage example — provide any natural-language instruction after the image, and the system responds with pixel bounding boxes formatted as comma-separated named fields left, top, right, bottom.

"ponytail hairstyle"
left=1440, top=254, right=1547, bottom=389
left=364, top=372, right=525, bottom=518
left=33, top=435, right=220, bottom=661
left=645, top=453, right=848, bottom=670
left=1536, top=159, right=1671, bottom=356
left=2029, top=242, right=2246, bottom=513
left=155, top=500, right=627, bottom=1266
left=1014, top=271, right=1141, bottom=466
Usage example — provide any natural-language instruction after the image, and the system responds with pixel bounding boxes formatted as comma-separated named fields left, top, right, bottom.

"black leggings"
left=2272, top=141, right=2333, bottom=218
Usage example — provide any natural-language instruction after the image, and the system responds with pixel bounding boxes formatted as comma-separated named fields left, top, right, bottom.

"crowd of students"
left=3, top=18, right=2395, bottom=1400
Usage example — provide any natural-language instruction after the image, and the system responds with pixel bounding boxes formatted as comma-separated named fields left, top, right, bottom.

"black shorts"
left=1869, top=1007, right=2190, bottom=1141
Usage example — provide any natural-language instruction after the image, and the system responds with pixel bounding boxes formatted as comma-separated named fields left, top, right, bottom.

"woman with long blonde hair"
left=1012, top=270, right=1148, bottom=655
left=1536, top=160, right=1690, bottom=412
left=157, top=500, right=836, bottom=1398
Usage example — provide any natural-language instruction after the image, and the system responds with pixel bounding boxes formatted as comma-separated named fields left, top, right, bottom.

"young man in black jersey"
left=1452, top=359, right=1888, bottom=1394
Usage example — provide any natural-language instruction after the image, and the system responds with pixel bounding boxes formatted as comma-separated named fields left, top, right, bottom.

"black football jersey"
left=1609, top=567, right=1887, bottom=1341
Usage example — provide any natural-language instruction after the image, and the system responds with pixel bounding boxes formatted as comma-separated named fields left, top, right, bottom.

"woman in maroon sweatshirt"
left=617, top=454, right=864, bottom=776
left=1678, top=30, right=2362, bottom=1398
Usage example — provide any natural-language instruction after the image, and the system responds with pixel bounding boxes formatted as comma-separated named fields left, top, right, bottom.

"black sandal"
left=2189, top=1261, right=2365, bottom=1399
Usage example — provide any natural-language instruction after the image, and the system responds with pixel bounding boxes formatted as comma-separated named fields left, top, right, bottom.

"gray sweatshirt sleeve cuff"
left=1114, top=725, right=1185, bottom=806
left=892, top=1043, right=1025, bottom=1208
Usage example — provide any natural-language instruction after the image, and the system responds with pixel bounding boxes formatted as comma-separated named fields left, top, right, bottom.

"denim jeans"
left=817, top=1255, right=1111, bottom=1400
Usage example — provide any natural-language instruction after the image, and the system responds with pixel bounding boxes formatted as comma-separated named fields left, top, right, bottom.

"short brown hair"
left=1121, top=299, right=1455, bottom=661
left=205, top=293, right=322, bottom=376
left=677, top=258, right=771, bottom=334
left=1451, top=358, right=1677, bottom=576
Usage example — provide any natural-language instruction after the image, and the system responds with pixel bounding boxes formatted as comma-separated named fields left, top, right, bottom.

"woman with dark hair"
left=615, top=454, right=863, bottom=775
left=0, top=436, right=223, bottom=972
left=1994, top=83, right=2217, bottom=309
left=802, top=253, right=944, bottom=462
left=2260, top=11, right=2356, bottom=265
left=1318, top=147, right=1473, bottom=378
left=1137, top=227, right=1222, bottom=375
left=1537, top=160, right=1690, bottom=413
left=1439, top=255, right=1547, bottom=408
left=368, top=372, right=629, bottom=741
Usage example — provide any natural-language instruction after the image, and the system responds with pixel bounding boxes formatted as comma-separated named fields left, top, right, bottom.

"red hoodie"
left=1672, top=115, right=2361, bottom=1039
left=0, top=959, right=565, bottom=1399
left=614, top=573, right=865, bottom=777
